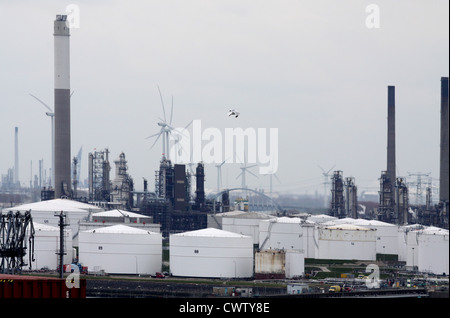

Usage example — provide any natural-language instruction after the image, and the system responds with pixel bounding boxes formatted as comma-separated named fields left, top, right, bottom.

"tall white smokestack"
left=54, top=15, right=72, bottom=198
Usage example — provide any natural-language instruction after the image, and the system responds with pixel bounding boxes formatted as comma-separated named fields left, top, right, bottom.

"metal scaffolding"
left=0, top=210, right=35, bottom=274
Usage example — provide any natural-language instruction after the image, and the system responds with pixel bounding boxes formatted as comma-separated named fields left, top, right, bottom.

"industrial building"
left=169, top=228, right=254, bottom=278
left=78, top=224, right=162, bottom=275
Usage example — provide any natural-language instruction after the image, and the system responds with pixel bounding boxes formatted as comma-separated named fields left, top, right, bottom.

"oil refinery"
left=0, top=7, right=448, bottom=302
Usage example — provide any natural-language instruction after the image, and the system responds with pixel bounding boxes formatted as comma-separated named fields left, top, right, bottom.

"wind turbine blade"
left=274, top=174, right=281, bottom=183
left=145, top=132, right=161, bottom=139
left=184, top=120, right=193, bottom=130
left=236, top=172, right=242, bottom=180
left=157, top=85, right=167, bottom=122
left=248, top=170, right=259, bottom=179
left=246, top=164, right=258, bottom=169
left=326, top=165, right=336, bottom=174
left=70, top=90, right=75, bottom=97
left=149, top=131, right=163, bottom=149
left=29, top=93, right=53, bottom=112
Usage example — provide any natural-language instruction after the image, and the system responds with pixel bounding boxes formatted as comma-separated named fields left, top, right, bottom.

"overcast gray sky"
left=0, top=0, right=448, bottom=199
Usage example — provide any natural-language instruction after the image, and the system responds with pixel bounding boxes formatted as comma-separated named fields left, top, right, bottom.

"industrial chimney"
left=387, top=86, right=396, bottom=184
left=440, top=77, right=449, bottom=204
left=14, top=127, right=19, bottom=186
left=54, top=15, right=72, bottom=198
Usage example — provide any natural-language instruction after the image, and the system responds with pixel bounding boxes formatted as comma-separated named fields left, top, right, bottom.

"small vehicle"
left=328, top=285, right=341, bottom=292
left=155, top=272, right=165, bottom=278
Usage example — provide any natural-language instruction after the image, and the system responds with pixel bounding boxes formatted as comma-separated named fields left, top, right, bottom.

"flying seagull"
left=228, top=109, right=240, bottom=118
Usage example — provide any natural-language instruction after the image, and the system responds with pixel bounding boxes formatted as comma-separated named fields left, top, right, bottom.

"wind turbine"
left=236, top=153, right=258, bottom=190
left=29, top=93, right=55, bottom=187
left=146, top=86, right=191, bottom=161
left=29, top=91, right=75, bottom=188
left=318, top=164, right=335, bottom=207
left=215, top=158, right=228, bottom=192
left=267, top=172, right=281, bottom=197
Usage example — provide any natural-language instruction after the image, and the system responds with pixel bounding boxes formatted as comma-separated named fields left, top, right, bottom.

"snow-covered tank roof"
left=83, top=224, right=159, bottom=235
left=323, top=223, right=374, bottom=231
left=2, top=198, right=103, bottom=213
left=92, top=209, right=150, bottom=218
left=223, top=211, right=274, bottom=219
left=172, top=228, right=250, bottom=238
left=419, top=226, right=449, bottom=236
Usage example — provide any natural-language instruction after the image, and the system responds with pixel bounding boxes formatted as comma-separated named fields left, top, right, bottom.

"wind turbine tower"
left=215, top=159, right=227, bottom=192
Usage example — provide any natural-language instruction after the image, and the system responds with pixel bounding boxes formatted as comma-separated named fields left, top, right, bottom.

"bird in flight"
left=228, top=109, right=240, bottom=118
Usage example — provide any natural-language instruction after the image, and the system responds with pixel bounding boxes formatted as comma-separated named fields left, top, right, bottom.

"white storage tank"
left=353, top=219, right=398, bottom=255
left=170, top=228, right=253, bottom=278
left=79, top=209, right=160, bottom=233
left=301, top=220, right=318, bottom=258
left=417, top=227, right=449, bottom=275
left=27, top=222, right=73, bottom=270
left=222, top=212, right=275, bottom=245
left=323, top=218, right=399, bottom=256
left=259, top=217, right=303, bottom=251
left=317, top=224, right=376, bottom=260
left=78, top=224, right=162, bottom=275
left=3, top=198, right=103, bottom=240
left=397, top=224, right=424, bottom=263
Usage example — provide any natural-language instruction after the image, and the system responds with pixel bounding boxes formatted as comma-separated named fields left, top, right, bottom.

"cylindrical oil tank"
left=317, top=224, right=376, bottom=260
left=78, top=224, right=162, bottom=275
left=417, top=227, right=449, bottom=275
left=170, top=228, right=253, bottom=278
left=222, top=212, right=275, bottom=245
left=259, top=217, right=304, bottom=251
left=397, top=224, right=424, bottom=263
left=27, top=222, right=72, bottom=270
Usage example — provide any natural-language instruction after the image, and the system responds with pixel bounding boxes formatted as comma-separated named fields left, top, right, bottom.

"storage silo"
left=222, top=212, right=275, bottom=245
left=3, top=198, right=103, bottom=240
left=259, top=217, right=303, bottom=251
left=169, top=228, right=253, bottom=278
left=321, top=217, right=399, bottom=256
left=417, top=227, right=449, bottom=275
left=317, top=224, right=376, bottom=260
left=78, top=224, right=162, bottom=275
left=397, top=224, right=424, bottom=263
left=353, top=219, right=399, bottom=256
left=27, top=222, right=72, bottom=270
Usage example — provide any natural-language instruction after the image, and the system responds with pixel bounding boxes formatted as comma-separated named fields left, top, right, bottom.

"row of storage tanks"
left=4, top=199, right=449, bottom=278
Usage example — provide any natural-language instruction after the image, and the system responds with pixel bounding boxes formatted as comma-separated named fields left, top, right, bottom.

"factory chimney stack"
left=387, top=86, right=396, bottom=184
left=53, top=15, right=72, bottom=198
left=440, top=77, right=449, bottom=203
